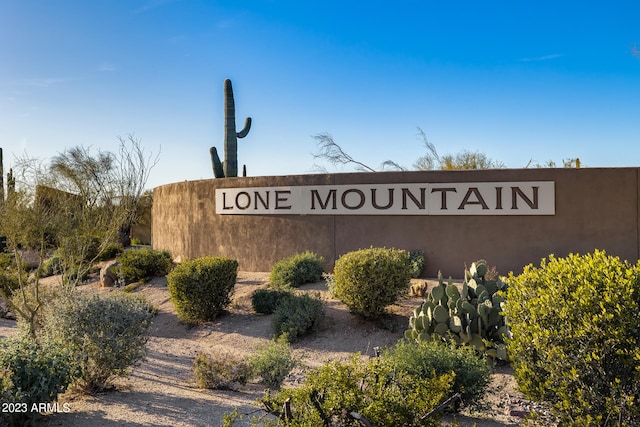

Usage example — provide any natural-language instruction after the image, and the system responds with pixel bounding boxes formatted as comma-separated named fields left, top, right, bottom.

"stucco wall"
left=152, top=168, right=640, bottom=277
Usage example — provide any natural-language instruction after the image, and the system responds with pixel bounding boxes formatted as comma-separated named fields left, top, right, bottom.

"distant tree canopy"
left=313, top=127, right=580, bottom=172
left=525, top=158, right=581, bottom=168
left=313, top=128, right=505, bottom=173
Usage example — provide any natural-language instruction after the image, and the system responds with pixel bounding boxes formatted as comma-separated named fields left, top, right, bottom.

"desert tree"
left=312, top=127, right=504, bottom=172
left=525, top=157, right=581, bottom=168
left=49, top=135, right=157, bottom=246
left=0, top=135, right=158, bottom=336
left=312, top=132, right=376, bottom=172
left=438, top=150, right=505, bottom=170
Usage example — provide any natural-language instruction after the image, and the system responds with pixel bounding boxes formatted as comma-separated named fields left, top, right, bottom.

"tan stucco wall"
left=152, top=168, right=640, bottom=277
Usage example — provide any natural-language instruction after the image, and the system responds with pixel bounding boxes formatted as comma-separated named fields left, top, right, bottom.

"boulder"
left=100, top=260, right=120, bottom=287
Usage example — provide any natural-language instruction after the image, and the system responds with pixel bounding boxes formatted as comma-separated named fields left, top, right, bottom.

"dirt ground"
left=0, top=273, right=550, bottom=427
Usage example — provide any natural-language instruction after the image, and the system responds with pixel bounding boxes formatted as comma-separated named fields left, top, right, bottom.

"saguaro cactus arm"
left=237, top=117, right=252, bottom=138
left=209, top=147, right=225, bottom=178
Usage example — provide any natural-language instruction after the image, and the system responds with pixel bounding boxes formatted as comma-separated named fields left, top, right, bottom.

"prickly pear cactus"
left=210, top=79, right=252, bottom=178
left=405, top=260, right=510, bottom=361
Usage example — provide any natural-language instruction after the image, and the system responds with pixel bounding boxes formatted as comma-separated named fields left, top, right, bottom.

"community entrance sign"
left=215, top=181, right=555, bottom=215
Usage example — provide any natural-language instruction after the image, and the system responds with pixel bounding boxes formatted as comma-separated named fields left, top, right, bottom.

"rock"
left=100, top=260, right=120, bottom=287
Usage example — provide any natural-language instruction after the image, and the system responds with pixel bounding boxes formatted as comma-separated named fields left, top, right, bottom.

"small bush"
left=505, top=250, right=640, bottom=425
left=95, top=242, right=123, bottom=261
left=167, top=256, right=238, bottom=323
left=409, top=250, right=425, bottom=278
left=251, top=288, right=293, bottom=314
left=249, top=335, right=298, bottom=390
left=118, top=247, right=173, bottom=282
left=272, top=293, right=324, bottom=342
left=0, top=252, right=13, bottom=270
left=0, top=329, right=76, bottom=426
left=0, top=269, right=20, bottom=295
left=77, top=236, right=102, bottom=262
left=331, top=247, right=411, bottom=319
left=269, top=251, right=324, bottom=289
left=193, top=350, right=250, bottom=390
left=41, top=292, right=155, bottom=393
left=384, top=340, right=491, bottom=408
left=261, top=353, right=453, bottom=427
left=39, top=251, right=62, bottom=277
left=10, top=280, right=60, bottom=332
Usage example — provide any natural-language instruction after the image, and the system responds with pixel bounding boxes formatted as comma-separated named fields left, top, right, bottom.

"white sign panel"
left=215, top=181, right=555, bottom=215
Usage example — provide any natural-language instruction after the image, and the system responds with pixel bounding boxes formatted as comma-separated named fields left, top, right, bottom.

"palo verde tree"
left=0, top=135, right=158, bottom=336
left=312, top=127, right=505, bottom=172
left=313, top=127, right=580, bottom=172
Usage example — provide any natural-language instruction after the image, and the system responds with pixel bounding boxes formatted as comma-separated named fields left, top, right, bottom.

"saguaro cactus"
left=0, top=148, right=4, bottom=204
left=6, top=168, right=14, bottom=200
left=210, top=79, right=252, bottom=178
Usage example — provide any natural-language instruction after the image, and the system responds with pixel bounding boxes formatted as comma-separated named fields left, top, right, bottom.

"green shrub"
left=384, top=340, right=490, bottom=409
left=269, top=251, right=324, bottom=288
left=39, top=251, right=62, bottom=277
left=41, top=292, right=155, bottom=393
left=193, top=350, right=250, bottom=390
left=95, top=242, right=123, bottom=261
left=10, top=280, right=60, bottom=333
left=409, top=250, right=425, bottom=278
left=167, top=256, right=238, bottom=323
left=251, top=288, right=293, bottom=314
left=505, top=250, right=640, bottom=425
left=0, top=269, right=20, bottom=296
left=0, top=252, right=13, bottom=270
left=249, top=335, right=298, bottom=390
left=261, top=353, right=453, bottom=427
left=331, top=247, right=411, bottom=319
left=82, top=236, right=102, bottom=262
left=0, top=329, right=76, bottom=426
left=272, top=293, right=324, bottom=342
left=118, top=247, right=173, bottom=282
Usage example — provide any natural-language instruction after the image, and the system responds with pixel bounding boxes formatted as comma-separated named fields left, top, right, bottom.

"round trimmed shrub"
left=272, top=293, right=324, bottom=342
left=331, top=247, right=411, bottom=319
left=251, top=288, right=292, bottom=314
left=384, top=340, right=490, bottom=408
left=167, top=256, right=238, bottom=323
left=505, top=250, right=640, bottom=425
left=118, top=247, right=173, bottom=282
left=269, top=251, right=324, bottom=288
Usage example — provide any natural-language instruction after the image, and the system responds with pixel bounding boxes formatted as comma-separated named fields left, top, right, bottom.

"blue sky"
left=1, top=1, right=639, bottom=189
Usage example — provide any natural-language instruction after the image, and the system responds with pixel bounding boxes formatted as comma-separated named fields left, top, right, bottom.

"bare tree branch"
left=380, top=160, right=407, bottom=171
left=413, top=127, right=440, bottom=171
left=312, top=133, right=376, bottom=172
